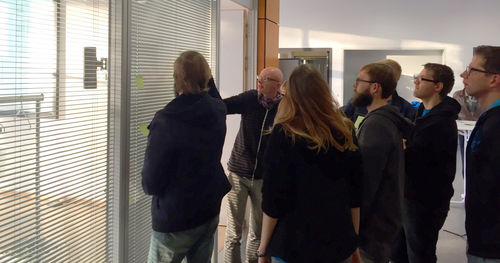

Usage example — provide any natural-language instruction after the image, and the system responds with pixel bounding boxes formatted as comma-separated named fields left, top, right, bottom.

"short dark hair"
left=361, top=63, right=396, bottom=99
left=473, top=45, right=500, bottom=74
left=423, top=63, right=455, bottom=97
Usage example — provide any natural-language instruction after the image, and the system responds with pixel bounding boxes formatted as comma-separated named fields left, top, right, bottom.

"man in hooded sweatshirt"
left=353, top=62, right=413, bottom=263
left=392, top=63, right=460, bottom=263
left=142, top=51, right=231, bottom=263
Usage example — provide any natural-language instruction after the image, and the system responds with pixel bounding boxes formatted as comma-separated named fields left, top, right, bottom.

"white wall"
left=220, top=8, right=246, bottom=225
left=279, top=0, right=500, bottom=104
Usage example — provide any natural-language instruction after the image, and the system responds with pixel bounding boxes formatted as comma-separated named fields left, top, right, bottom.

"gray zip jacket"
left=356, top=104, right=413, bottom=262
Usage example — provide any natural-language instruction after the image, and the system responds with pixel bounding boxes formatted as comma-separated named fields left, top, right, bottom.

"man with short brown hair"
left=393, top=63, right=460, bottom=263
left=354, top=63, right=413, bottom=263
left=461, top=45, right=500, bottom=263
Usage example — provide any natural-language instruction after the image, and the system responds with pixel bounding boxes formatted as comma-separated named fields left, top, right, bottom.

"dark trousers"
left=459, top=134, right=465, bottom=178
left=391, top=200, right=449, bottom=263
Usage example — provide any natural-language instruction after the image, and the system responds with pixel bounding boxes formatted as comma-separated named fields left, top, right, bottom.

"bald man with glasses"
left=223, top=67, right=283, bottom=263
left=460, top=45, right=500, bottom=263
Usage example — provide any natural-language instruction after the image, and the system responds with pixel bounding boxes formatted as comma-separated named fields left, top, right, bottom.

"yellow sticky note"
left=354, top=115, right=365, bottom=130
left=139, top=123, right=149, bottom=136
left=136, top=75, right=144, bottom=89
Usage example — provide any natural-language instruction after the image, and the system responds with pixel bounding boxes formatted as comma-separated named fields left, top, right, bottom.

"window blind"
left=0, top=0, right=111, bottom=262
left=127, top=0, right=218, bottom=262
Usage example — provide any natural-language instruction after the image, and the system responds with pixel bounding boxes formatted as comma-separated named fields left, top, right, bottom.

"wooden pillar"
left=257, top=0, right=279, bottom=74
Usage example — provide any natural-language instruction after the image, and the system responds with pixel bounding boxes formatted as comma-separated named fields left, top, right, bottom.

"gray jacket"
left=356, top=104, right=413, bottom=262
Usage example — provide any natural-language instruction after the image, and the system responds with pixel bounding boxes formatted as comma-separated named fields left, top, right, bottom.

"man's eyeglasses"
left=355, top=78, right=376, bottom=85
left=413, top=75, right=439, bottom=83
left=464, top=66, right=499, bottom=78
left=257, top=76, right=280, bottom=83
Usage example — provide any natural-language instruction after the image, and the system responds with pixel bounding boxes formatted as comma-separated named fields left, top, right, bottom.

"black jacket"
left=224, top=90, right=279, bottom=179
left=405, top=96, right=460, bottom=210
left=142, top=90, right=231, bottom=233
left=465, top=105, right=500, bottom=258
left=343, top=91, right=416, bottom=123
left=356, top=105, right=413, bottom=262
left=261, top=125, right=362, bottom=263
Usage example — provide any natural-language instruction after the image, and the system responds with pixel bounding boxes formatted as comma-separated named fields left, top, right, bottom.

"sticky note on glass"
left=354, top=115, right=365, bottom=130
left=139, top=123, right=149, bottom=136
left=136, top=76, right=144, bottom=89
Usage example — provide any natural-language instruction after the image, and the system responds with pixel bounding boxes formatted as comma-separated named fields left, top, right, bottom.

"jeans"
left=224, top=172, right=263, bottom=263
left=147, top=215, right=219, bottom=263
left=468, top=254, right=500, bottom=263
left=391, top=200, right=449, bottom=263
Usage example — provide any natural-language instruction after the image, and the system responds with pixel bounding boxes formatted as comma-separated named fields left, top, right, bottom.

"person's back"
left=258, top=64, right=362, bottom=263
left=261, top=125, right=362, bottom=263
left=142, top=51, right=231, bottom=263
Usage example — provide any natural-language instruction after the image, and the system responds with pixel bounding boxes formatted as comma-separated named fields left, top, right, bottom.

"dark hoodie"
left=405, top=96, right=460, bottom=210
left=142, top=90, right=231, bottom=233
left=356, top=104, right=413, bottom=262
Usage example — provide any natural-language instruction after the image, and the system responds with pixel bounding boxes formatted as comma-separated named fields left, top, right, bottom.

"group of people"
left=141, top=45, right=500, bottom=263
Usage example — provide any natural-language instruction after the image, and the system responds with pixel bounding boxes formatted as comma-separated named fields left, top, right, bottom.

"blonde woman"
left=257, top=65, right=362, bottom=263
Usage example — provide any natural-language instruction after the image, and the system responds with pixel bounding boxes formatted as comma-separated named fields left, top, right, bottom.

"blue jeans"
left=468, top=254, right=500, bottom=263
left=147, top=215, right=218, bottom=263
left=391, top=200, right=448, bottom=263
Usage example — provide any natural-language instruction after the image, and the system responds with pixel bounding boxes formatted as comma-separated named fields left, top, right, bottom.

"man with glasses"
left=353, top=63, right=413, bottom=263
left=392, top=63, right=460, bottom=263
left=461, top=45, right=500, bottom=263
left=343, top=59, right=416, bottom=128
left=223, top=67, right=283, bottom=263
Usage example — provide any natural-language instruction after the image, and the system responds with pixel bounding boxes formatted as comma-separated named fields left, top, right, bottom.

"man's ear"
left=371, top=83, right=380, bottom=96
left=435, top=82, right=444, bottom=95
left=491, top=74, right=500, bottom=88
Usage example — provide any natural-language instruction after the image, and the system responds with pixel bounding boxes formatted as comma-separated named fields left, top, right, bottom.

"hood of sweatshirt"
left=415, top=96, right=461, bottom=121
left=160, top=92, right=226, bottom=127
left=368, top=104, right=414, bottom=139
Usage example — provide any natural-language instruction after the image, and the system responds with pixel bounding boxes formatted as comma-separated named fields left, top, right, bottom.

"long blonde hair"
left=274, top=64, right=357, bottom=152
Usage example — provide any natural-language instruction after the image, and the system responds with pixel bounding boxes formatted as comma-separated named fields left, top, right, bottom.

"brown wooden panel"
left=258, top=0, right=266, bottom=19
left=265, top=20, right=279, bottom=68
left=257, top=19, right=266, bottom=73
left=266, top=0, right=280, bottom=24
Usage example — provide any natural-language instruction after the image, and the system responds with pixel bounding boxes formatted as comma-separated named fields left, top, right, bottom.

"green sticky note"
left=139, top=123, right=149, bottom=136
left=354, top=115, right=365, bottom=130
left=136, top=75, right=144, bottom=89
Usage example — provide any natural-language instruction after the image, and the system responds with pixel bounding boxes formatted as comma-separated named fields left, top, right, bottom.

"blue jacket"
left=142, top=87, right=231, bottom=233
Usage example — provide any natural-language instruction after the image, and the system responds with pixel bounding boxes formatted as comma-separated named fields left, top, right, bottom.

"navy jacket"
left=466, top=105, right=500, bottom=258
left=405, top=96, right=460, bottom=210
left=262, top=124, right=362, bottom=263
left=142, top=88, right=231, bottom=233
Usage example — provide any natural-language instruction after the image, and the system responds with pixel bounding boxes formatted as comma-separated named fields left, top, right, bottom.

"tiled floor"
left=216, top=151, right=469, bottom=263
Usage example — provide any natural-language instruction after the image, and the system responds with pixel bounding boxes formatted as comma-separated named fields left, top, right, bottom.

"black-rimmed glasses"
left=464, top=66, right=499, bottom=78
left=355, top=78, right=375, bottom=85
left=413, top=75, right=439, bottom=83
